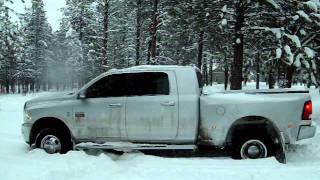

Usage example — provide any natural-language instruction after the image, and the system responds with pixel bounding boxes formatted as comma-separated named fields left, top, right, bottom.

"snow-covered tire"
left=35, top=128, right=72, bottom=154
left=232, top=136, right=274, bottom=159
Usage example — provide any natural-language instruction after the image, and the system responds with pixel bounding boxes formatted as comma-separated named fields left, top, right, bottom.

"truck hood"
left=24, top=92, right=75, bottom=109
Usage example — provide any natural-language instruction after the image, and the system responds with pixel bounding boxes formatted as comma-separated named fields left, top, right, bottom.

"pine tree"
left=0, top=4, right=20, bottom=93
left=23, top=0, right=52, bottom=91
left=65, top=0, right=105, bottom=82
left=277, top=0, right=320, bottom=87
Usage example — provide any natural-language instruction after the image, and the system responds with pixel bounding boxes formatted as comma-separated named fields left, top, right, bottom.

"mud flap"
left=275, top=132, right=287, bottom=164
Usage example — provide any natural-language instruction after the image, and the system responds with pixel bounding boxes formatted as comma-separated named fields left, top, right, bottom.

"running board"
left=75, top=142, right=196, bottom=151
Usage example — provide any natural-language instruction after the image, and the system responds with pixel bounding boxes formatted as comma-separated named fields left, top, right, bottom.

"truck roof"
left=108, top=65, right=198, bottom=73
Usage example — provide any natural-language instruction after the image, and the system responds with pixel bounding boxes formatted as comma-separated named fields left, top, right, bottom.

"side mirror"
left=78, top=91, right=86, bottom=99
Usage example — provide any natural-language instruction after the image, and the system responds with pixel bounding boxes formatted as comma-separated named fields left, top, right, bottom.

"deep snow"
left=1, top=84, right=320, bottom=180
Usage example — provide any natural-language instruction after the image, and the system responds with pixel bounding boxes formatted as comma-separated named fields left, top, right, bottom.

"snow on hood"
left=25, top=92, right=74, bottom=108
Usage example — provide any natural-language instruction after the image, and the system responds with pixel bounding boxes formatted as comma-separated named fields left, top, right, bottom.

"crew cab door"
left=125, top=71, right=179, bottom=142
left=73, top=74, right=127, bottom=140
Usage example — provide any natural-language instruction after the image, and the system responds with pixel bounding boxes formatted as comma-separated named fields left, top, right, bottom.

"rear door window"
left=127, top=72, right=169, bottom=96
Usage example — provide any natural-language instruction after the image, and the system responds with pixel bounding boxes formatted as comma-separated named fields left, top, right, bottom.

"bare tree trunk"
left=230, top=2, right=245, bottom=90
left=277, top=61, right=280, bottom=86
left=202, top=57, right=208, bottom=85
left=209, top=59, right=213, bottom=85
left=135, top=0, right=142, bottom=66
left=48, top=77, right=52, bottom=90
left=42, top=68, right=47, bottom=91
left=18, top=82, right=21, bottom=94
left=307, top=72, right=311, bottom=88
left=147, top=40, right=151, bottom=64
left=23, top=80, right=28, bottom=94
left=285, top=65, right=294, bottom=88
left=5, top=79, right=9, bottom=93
left=224, top=62, right=229, bottom=90
left=150, top=0, right=159, bottom=64
left=256, top=52, right=260, bottom=89
left=102, top=0, right=109, bottom=68
left=268, top=68, right=275, bottom=89
left=277, top=61, right=287, bottom=88
left=197, top=29, right=204, bottom=70
left=36, top=79, right=40, bottom=92
left=10, top=81, right=15, bottom=93
left=30, top=80, right=35, bottom=92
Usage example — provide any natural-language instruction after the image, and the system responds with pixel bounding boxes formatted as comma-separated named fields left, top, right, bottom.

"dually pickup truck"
left=22, top=65, right=316, bottom=162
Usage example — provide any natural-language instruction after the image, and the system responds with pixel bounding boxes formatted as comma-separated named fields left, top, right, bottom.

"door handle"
left=109, top=103, right=122, bottom=107
left=161, top=101, right=175, bottom=106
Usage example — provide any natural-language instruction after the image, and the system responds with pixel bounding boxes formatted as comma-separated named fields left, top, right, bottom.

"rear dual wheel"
left=233, top=136, right=274, bottom=159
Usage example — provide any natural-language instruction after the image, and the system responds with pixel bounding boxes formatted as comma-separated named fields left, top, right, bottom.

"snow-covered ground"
left=1, top=84, right=320, bottom=180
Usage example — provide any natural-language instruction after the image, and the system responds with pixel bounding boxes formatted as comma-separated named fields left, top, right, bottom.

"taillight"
left=302, top=100, right=312, bottom=120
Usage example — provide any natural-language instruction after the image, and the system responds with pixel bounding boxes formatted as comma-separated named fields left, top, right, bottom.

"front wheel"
left=35, top=128, right=72, bottom=154
left=233, top=137, right=274, bottom=159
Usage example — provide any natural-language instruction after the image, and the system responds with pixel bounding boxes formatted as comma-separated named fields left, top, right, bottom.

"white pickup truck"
left=22, top=65, right=316, bottom=162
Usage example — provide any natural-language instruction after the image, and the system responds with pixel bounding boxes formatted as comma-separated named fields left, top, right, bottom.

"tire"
left=232, top=135, right=274, bottom=159
left=35, top=128, right=72, bottom=154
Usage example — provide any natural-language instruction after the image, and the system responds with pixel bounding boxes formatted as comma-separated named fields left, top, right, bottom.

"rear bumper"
left=297, top=125, right=316, bottom=141
left=21, top=123, right=32, bottom=143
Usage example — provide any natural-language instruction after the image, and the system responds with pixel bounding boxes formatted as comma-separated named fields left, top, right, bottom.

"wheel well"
left=226, top=116, right=280, bottom=147
left=30, top=117, right=71, bottom=145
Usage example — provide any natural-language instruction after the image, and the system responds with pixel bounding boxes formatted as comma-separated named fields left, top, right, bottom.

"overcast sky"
left=9, top=0, right=66, bottom=31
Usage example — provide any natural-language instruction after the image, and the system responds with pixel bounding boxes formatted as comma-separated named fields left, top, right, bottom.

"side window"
left=86, top=74, right=127, bottom=98
left=128, top=72, right=169, bottom=96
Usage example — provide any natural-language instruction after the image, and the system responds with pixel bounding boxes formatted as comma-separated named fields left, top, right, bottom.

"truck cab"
left=72, top=66, right=201, bottom=143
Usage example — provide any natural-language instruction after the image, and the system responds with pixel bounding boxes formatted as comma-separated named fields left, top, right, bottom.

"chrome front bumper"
left=21, top=123, right=32, bottom=143
left=297, top=125, right=316, bottom=141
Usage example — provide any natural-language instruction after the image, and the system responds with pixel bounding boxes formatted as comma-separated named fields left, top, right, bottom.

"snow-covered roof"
left=127, top=65, right=195, bottom=70
left=109, top=65, right=197, bottom=73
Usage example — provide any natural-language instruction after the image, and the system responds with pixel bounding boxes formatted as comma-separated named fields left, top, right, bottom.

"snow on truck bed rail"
left=0, top=85, right=320, bottom=180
